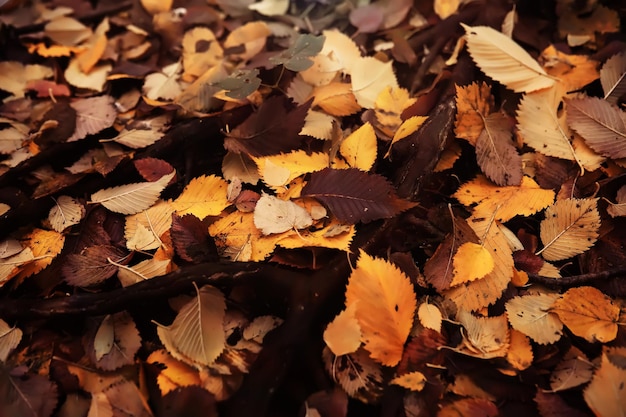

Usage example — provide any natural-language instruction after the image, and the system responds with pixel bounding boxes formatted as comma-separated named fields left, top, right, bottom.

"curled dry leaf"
left=455, top=310, right=509, bottom=359
left=606, top=185, right=626, bottom=217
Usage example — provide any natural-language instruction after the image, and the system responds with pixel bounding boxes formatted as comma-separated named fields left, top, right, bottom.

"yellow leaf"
left=209, top=211, right=288, bottom=261
left=223, top=21, right=271, bottom=62
left=141, top=0, right=172, bottom=14
left=339, top=122, right=377, bottom=171
left=551, top=286, right=619, bottom=343
left=17, top=229, right=65, bottom=279
left=311, top=82, right=361, bottom=116
left=277, top=218, right=355, bottom=251
left=171, top=174, right=230, bottom=219
left=147, top=349, right=200, bottom=395
left=506, top=329, right=533, bottom=371
left=253, top=151, right=329, bottom=188
left=454, top=175, right=554, bottom=222
left=451, top=242, right=495, bottom=286
left=76, top=18, right=109, bottom=73
left=461, top=24, right=555, bottom=93
left=434, top=0, right=461, bottom=19
left=323, top=304, right=361, bottom=356
left=384, top=116, right=428, bottom=158
left=417, top=302, right=442, bottom=333
left=351, top=57, right=399, bottom=109
left=64, top=59, right=111, bottom=92
left=454, top=82, right=493, bottom=145
left=124, top=200, right=174, bottom=251
left=345, top=250, right=417, bottom=366
left=584, top=350, right=626, bottom=417
left=537, top=198, right=600, bottom=261
left=116, top=258, right=171, bottom=287
left=181, top=27, right=223, bottom=82
left=444, top=217, right=513, bottom=311
left=540, top=45, right=599, bottom=92
left=505, top=293, right=563, bottom=345
left=374, top=86, right=416, bottom=138
left=299, top=109, right=335, bottom=140
left=390, top=371, right=426, bottom=391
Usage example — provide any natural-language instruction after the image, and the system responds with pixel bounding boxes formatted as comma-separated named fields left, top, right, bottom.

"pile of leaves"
left=0, top=0, right=625, bottom=416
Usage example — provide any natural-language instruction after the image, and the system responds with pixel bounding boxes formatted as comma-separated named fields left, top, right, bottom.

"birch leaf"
left=345, top=250, right=417, bottom=366
left=323, top=304, right=362, bottom=357
left=451, top=242, right=495, bottom=286
left=566, top=96, right=626, bottom=159
left=584, top=351, right=626, bottom=417
left=156, top=285, right=226, bottom=366
left=351, top=57, right=398, bottom=109
left=600, top=50, right=626, bottom=105
left=516, top=85, right=584, bottom=170
left=461, top=24, right=555, bottom=93
left=91, top=171, right=175, bottom=215
left=538, top=198, right=600, bottom=261
left=48, top=196, right=85, bottom=232
left=505, top=293, right=563, bottom=345
left=91, top=312, right=141, bottom=371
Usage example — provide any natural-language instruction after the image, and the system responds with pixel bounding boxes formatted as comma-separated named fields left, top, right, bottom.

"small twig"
left=528, top=267, right=626, bottom=288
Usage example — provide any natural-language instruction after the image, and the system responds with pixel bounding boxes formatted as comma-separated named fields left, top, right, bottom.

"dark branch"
left=528, top=267, right=626, bottom=288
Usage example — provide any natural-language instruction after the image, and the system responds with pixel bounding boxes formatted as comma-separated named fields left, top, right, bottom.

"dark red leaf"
left=224, top=96, right=311, bottom=157
left=397, top=329, right=447, bottom=376
left=134, top=157, right=176, bottom=183
left=301, top=168, right=415, bottom=223
left=171, top=213, right=218, bottom=263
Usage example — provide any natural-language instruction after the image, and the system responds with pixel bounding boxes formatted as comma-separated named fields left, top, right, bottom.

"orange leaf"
left=323, top=304, right=362, bottom=356
left=551, top=286, right=620, bottom=343
left=584, top=349, right=626, bottom=417
left=454, top=81, right=493, bottom=144
left=345, top=250, right=417, bottom=366
left=451, top=242, right=494, bottom=286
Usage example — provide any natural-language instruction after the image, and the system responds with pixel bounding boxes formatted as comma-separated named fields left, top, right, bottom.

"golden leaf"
left=384, top=116, right=428, bottom=158
left=124, top=200, right=175, bottom=251
left=0, top=318, right=22, bottom=362
left=223, top=21, right=271, bottom=62
left=551, top=286, right=619, bottom=343
left=147, top=349, right=200, bottom=395
left=345, top=250, right=417, bottom=366
left=537, top=198, right=600, bottom=261
left=311, top=82, right=361, bottom=116
left=390, top=371, right=426, bottom=391
left=451, top=242, right=495, bottom=286
left=417, top=302, right=442, bottom=333
left=374, top=86, right=416, bottom=138
left=454, top=82, right=493, bottom=145
left=454, top=175, right=554, bottom=222
left=351, top=57, right=399, bottom=109
left=171, top=174, right=230, bottom=219
left=277, top=219, right=355, bottom=252
left=584, top=350, right=626, bottom=417
left=253, top=151, right=329, bottom=188
left=181, top=27, right=223, bottom=82
left=323, top=304, right=361, bottom=356
left=506, top=329, right=533, bottom=371
left=456, top=310, right=509, bottom=359
left=17, top=229, right=65, bottom=279
left=540, top=45, right=599, bottom=92
left=339, top=122, right=377, bottom=171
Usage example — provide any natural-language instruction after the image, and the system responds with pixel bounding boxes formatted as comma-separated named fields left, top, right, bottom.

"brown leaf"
left=86, top=312, right=142, bottom=371
left=224, top=96, right=311, bottom=157
left=566, top=96, right=626, bottom=159
left=302, top=168, right=416, bottom=224
left=475, top=112, right=522, bottom=186
left=171, top=213, right=218, bottom=263
left=0, top=366, right=58, bottom=417
left=67, top=95, right=117, bottom=142
left=62, top=245, right=127, bottom=287
left=134, top=157, right=176, bottom=183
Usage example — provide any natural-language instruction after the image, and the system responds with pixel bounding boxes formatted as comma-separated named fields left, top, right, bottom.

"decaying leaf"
left=390, top=371, right=426, bottom=391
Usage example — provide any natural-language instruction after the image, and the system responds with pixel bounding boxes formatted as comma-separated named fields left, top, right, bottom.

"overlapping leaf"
left=302, top=168, right=415, bottom=223
left=600, top=51, right=626, bottom=104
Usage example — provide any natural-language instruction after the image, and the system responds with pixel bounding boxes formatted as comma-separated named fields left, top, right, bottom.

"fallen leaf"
left=253, top=194, right=313, bottom=235
left=461, top=24, right=555, bottom=93
left=551, top=286, right=619, bottom=343
left=417, top=302, right=442, bottom=333
left=47, top=196, right=85, bottom=232
left=451, top=242, right=495, bottom=286
left=248, top=0, right=289, bottom=17
left=63, top=245, right=127, bottom=286
left=67, top=95, right=117, bottom=142
left=156, top=285, right=226, bottom=366
left=584, top=350, right=626, bottom=417
left=89, top=312, right=141, bottom=371
left=475, top=112, right=523, bottom=186
left=390, top=371, right=426, bottom=391
left=550, top=346, right=594, bottom=392
left=537, top=198, right=600, bottom=261
left=454, top=81, right=493, bottom=145
left=324, top=304, right=362, bottom=357
left=600, top=50, right=626, bottom=105
left=351, top=57, right=399, bottom=109
left=456, top=310, right=509, bottom=359
left=0, top=319, right=22, bottom=362
left=345, top=250, right=417, bottom=366
left=181, top=27, right=223, bottom=82
left=339, top=122, right=377, bottom=171
left=171, top=175, right=230, bottom=219
left=269, top=33, right=325, bottom=72
left=505, top=293, right=563, bottom=345
left=90, top=170, right=175, bottom=215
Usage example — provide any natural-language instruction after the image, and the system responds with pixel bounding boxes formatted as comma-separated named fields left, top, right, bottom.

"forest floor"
left=0, top=0, right=625, bottom=416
